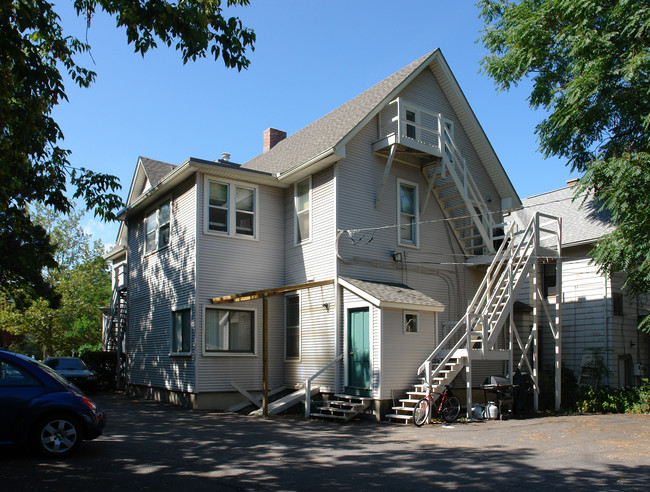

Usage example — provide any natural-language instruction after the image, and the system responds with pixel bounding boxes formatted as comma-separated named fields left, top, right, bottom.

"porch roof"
left=339, top=277, right=445, bottom=312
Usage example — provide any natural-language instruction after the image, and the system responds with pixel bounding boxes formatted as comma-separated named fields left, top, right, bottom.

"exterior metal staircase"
left=386, top=212, right=560, bottom=423
left=103, top=288, right=127, bottom=352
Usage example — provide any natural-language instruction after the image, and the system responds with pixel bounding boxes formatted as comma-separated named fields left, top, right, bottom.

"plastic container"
left=471, top=404, right=484, bottom=420
left=484, top=402, right=499, bottom=420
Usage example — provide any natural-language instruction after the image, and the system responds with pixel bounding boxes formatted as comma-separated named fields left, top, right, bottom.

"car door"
left=0, top=357, right=44, bottom=443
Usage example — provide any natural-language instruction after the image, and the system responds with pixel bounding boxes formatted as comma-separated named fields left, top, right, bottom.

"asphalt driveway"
left=1, top=392, right=649, bottom=491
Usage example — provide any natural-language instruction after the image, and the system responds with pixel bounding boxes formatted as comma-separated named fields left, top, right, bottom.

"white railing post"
left=425, top=360, right=432, bottom=389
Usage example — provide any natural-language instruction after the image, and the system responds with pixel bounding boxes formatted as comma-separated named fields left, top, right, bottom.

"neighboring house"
left=104, top=49, right=571, bottom=420
left=511, top=183, right=650, bottom=389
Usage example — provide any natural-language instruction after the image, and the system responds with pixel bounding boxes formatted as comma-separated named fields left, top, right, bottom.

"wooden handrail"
left=304, top=353, right=343, bottom=418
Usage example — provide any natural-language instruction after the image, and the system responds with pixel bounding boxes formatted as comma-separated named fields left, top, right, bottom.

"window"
left=0, top=360, right=40, bottom=387
left=295, top=177, right=311, bottom=244
left=613, top=293, right=624, bottom=316
left=207, top=180, right=257, bottom=238
left=405, top=110, right=417, bottom=139
left=542, top=263, right=557, bottom=298
left=171, top=308, right=191, bottom=354
left=398, top=180, right=418, bottom=246
left=285, top=295, right=300, bottom=360
left=404, top=312, right=418, bottom=333
left=145, top=201, right=171, bottom=253
left=205, top=308, right=254, bottom=353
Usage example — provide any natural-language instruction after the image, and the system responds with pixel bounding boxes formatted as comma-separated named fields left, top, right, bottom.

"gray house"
left=511, top=183, right=650, bottom=390
left=104, top=49, right=569, bottom=420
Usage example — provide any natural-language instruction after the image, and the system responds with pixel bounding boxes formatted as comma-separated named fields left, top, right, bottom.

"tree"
left=1, top=206, right=112, bottom=357
left=1, top=0, right=255, bottom=302
left=478, top=0, right=650, bottom=331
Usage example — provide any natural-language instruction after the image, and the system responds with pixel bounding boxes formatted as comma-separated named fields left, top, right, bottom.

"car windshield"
left=48, top=358, right=87, bottom=370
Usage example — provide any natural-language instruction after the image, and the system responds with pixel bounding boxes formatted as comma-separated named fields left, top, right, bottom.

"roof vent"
left=221, top=152, right=231, bottom=161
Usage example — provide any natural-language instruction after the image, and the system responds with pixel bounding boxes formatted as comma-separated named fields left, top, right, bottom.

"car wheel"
left=32, top=414, right=82, bottom=458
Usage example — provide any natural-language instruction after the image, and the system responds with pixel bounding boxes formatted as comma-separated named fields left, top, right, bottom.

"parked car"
left=45, top=357, right=99, bottom=395
left=0, top=350, right=105, bottom=457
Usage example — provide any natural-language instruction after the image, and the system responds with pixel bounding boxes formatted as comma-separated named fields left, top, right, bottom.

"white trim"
left=397, top=178, right=420, bottom=248
left=403, top=311, right=419, bottom=334
left=343, top=301, right=372, bottom=391
left=202, top=305, right=258, bottom=357
left=144, top=197, right=172, bottom=255
left=203, top=175, right=259, bottom=241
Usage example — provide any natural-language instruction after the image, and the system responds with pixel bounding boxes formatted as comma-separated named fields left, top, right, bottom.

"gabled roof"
left=339, top=277, right=445, bottom=312
left=243, top=49, right=520, bottom=206
left=126, top=156, right=177, bottom=206
left=513, top=186, right=614, bottom=248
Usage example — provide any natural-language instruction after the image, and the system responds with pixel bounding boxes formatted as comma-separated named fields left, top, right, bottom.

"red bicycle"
left=413, top=384, right=461, bottom=426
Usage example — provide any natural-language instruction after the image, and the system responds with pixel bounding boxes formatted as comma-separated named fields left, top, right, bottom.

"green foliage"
left=478, top=0, right=650, bottom=330
left=1, top=0, right=255, bottom=301
left=1, top=206, right=111, bottom=357
left=576, top=385, right=640, bottom=414
left=630, top=378, right=650, bottom=414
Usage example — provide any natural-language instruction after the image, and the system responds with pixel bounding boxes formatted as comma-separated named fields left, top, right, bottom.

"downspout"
left=604, top=276, right=611, bottom=386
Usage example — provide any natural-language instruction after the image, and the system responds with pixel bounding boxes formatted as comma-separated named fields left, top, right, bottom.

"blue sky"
left=53, top=1, right=578, bottom=246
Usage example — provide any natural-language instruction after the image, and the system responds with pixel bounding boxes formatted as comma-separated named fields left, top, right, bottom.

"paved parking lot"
left=2, top=392, right=649, bottom=490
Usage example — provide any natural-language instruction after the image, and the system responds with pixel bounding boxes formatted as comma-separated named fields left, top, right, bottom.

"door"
left=347, top=308, right=371, bottom=395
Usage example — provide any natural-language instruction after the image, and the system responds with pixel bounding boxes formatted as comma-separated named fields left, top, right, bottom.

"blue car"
left=0, top=349, right=105, bottom=457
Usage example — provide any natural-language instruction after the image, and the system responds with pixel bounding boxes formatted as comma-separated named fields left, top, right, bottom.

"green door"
left=347, top=308, right=371, bottom=395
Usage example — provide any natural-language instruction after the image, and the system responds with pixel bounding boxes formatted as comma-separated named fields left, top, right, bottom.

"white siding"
left=126, top=177, right=197, bottom=392
left=194, top=172, right=286, bottom=392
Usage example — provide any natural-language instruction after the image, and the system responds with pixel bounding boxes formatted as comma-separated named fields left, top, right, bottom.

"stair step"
left=310, top=413, right=347, bottom=420
left=446, top=203, right=468, bottom=212
left=334, top=394, right=373, bottom=402
left=439, top=193, right=461, bottom=202
left=433, top=182, right=456, bottom=192
left=317, top=406, right=357, bottom=414
left=385, top=413, right=413, bottom=422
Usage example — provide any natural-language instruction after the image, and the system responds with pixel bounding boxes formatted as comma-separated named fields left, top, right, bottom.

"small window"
left=145, top=201, right=171, bottom=253
left=171, top=308, right=192, bottom=354
left=207, top=180, right=257, bottom=238
left=405, top=110, right=417, bottom=139
left=398, top=180, right=418, bottom=246
left=613, top=293, right=624, bottom=316
left=295, top=177, right=311, bottom=244
left=404, top=312, right=418, bottom=333
left=205, top=308, right=254, bottom=353
left=285, top=295, right=300, bottom=360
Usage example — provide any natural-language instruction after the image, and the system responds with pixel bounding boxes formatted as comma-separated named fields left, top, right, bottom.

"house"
left=103, top=49, right=569, bottom=420
left=511, top=183, right=650, bottom=390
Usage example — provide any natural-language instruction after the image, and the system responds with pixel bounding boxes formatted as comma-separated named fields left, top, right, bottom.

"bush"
left=629, top=379, right=650, bottom=414
left=575, top=385, right=640, bottom=413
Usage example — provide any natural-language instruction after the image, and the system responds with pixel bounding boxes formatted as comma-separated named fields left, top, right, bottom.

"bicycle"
left=413, top=384, right=461, bottom=426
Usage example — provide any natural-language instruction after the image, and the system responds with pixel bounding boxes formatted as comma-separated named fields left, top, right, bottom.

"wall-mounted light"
left=485, top=195, right=492, bottom=203
left=322, top=303, right=330, bottom=312
left=391, top=251, right=403, bottom=262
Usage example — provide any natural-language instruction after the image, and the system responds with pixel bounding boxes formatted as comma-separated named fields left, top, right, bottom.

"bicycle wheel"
left=413, top=398, right=430, bottom=427
left=441, top=396, right=461, bottom=422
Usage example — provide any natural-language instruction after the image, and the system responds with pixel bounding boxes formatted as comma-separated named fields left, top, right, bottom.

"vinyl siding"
left=194, top=171, right=286, bottom=392
left=126, top=177, right=197, bottom=392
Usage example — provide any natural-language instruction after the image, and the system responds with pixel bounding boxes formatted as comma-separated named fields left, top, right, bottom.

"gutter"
left=277, top=147, right=345, bottom=182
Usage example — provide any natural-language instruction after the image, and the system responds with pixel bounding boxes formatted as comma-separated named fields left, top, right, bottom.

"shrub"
left=629, top=379, right=650, bottom=414
left=576, top=385, right=640, bottom=413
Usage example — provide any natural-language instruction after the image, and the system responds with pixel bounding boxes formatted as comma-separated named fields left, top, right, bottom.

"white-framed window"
left=285, top=294, right=300, bottom=361
left=171, top=306, right=192, bottom=355
left=145, top=200, right=171, bottom=254
left=398, top=179, right=419, bottom=247
left=205, top=307, right=255, bottom=354
left=404, top=312, right=418, bottom=333
left=405, top=109, right=419, bottom=140
left=206, top=178, right=257, bottom=239
left=294, top=176, right=311, bottom=244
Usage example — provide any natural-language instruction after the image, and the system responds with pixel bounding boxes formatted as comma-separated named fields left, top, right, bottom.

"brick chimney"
left=566, top=178, right=579, bottom=187
left=263, top=128, right=286, bottom=152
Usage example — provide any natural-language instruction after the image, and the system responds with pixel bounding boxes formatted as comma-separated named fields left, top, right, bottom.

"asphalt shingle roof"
left=242, top=51, right=436, bottom=175
left=341, top=277, right=445, bottom=309
left=140, top=157, right=177, bottom=187
left=513, top=186, right=614, bottom=247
